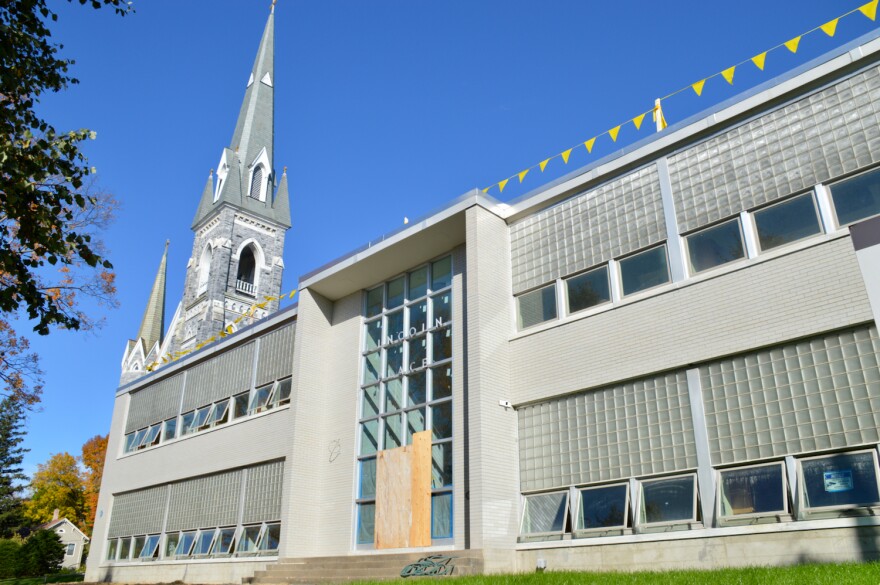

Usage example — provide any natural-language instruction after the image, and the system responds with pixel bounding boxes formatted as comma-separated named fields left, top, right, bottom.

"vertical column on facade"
left=463, top=206, right=520, bottom=558
left=450, top=245, right=468, bottom=550
left=656, top=158, right=686, bottom=283
left=685, top=368, right=716, bottom=528
left=850, top=215, right=880, bottom=328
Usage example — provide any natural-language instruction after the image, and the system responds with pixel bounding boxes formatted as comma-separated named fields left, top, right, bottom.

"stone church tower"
left=170, top=6, right=291, bottom=354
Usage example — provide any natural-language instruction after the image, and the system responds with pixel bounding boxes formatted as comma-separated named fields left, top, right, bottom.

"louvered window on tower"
left=249, top=166, right=263, bottom=200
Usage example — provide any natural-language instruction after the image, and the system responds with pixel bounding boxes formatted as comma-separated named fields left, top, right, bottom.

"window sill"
left=100, top=555, right=277, bottom=568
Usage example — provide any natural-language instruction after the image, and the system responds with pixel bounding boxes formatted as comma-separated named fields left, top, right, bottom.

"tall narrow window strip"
left=249, top=165, right=263, bottom=200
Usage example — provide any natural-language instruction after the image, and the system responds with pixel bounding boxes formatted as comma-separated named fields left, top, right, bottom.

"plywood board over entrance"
left=375, top=430, right=432, bottom=549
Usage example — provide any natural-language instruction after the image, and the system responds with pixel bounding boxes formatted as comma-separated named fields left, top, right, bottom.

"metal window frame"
left=683, top=216, right=747, bottom=275
left=826, top=163, right=880, bottom=228
left=191, top=528, right=217, bottom=558
left=174, top=530, right=197, bottom=557
left=638, top=472, right=699, bottom=529
left=798, top=448, right=880, bottom=514
left=519, top=490, right=570, bottom=538
left=751, top=190, right=824, bottom=252
left=573, top=481, right=631, bottom=536
left=716, top=461, right=789, bottom=522
left=617, top=243, right=671, bottom=298
left=212, top=526, right=237, bottom=556
left=514, top=282, right=558, bottom=330
left=563, top=263, right=612, bottom=316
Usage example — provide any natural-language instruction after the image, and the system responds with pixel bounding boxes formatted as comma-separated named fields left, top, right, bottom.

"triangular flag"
left=820, top=19, right=838, bottom=37
left=632, top=113, right=646, bottom=130
left=561, top=148, right=572, bottom=163
left=608, top=125, right=621, bottom=142
left=859, top=0, right=878, bottom=21
left=498, top=178, right=509, bottom=193
left=289, top=289, right=297, bottom=299
left=751, top=52, right=766, bottom=71
left=481, top=187, right=489, bottom=194
left=518, top=169, right=530, bottom=183
left=722, top=66, right=735, bottom=85
left=692, top=79, right=706, bottom=96
left=539, top=158, right=550, bottom=172
left=584, top=138, right=596, bottom=153
left=784, top=37, right=801, bottom=53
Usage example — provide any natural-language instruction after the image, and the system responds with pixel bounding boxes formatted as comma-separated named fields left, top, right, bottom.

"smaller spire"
left=192, top=170, right=216, bottom=227
left=135, top=242, right=169, bottom=352
left=273, top=168, right=291, bottom=227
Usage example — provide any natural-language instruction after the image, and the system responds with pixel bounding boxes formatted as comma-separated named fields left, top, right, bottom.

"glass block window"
left=619, top=245, right=670, bottom=296
left=685, top=218, right=745, bottom=274
left=357, top=256, right=454, bottom=546
left=516, top=284, right=557, bottom=330
left=521, top=491, right=568, bottom=536
left=576, top=483, right=629, bottom=532
left=565, top=266, right=611, bottom=314
left=718, top=462, right=787, bottom=519
left=753, top=192, right=822, bottom=251
left=830, top=166, right=880, bottom=226
left=800, top=450, right=880, bottom=511
left=640, top=474, right=697, bottom=525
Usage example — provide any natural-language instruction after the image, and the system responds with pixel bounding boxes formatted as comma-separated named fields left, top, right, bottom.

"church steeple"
left=121, top=241, right=169, bottom=384
left=193, top=6, right=289, bottom=229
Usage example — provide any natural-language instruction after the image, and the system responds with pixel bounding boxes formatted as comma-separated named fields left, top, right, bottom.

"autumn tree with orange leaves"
left=80, top=434, right=107, bottom=536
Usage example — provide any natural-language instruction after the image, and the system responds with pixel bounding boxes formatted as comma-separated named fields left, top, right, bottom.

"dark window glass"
left=686, top=219, right=745, bottom=273
left=432, top=257, right=452, bottom=290
left=409, top=301, right=427, bottom=333
left=802, top=452, right=880, bottom=509
left=248, top=166, right=263, bottom=200
left=236, top=246, right=256, bottom=286
left=362, top=385, right=380, bottom=418
left=364, top=318, right=382, bottom=351
left=754, top=193, right=822, bottom=250
left=386, top=276, right=405, bottom=309
left=516, top=285, right=557, bottom=329
left=566, top=266, right=611, bottom=313
left=719, top=464, right=785, bottom=517
left=642, top=476, right=695, bottom=523
left=522, top=492, right=567, bottom=534
left=431, top=328, right=452, bottom=362
left=620, top=246, right=670, bottom=296
left=831, top=167, right=880, bottom=225
left=431, top=493, right=453, bottom=539
left=357, top=503, right=375, bottom=544
left=359, top=458, right=377, bottom=499
left=233, top=392, right=249, bottom=419
left=431, top=366, right=452, bottom=400
left=407, top=370, right=427, bottom=405
left=409, top=267, right=429, bottom=299
left=431, top=401, right=452, bottom=440
left=365, top=287, right=383, bottom=318
left=579, top=484, right=628, bottom=529
left=431, top=442, right=453, bottom=488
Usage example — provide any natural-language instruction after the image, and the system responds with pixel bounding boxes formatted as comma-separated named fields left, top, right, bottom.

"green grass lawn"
left=0, top=574, right=84, bottom=585
left=352, top=562, right=880, bottom=585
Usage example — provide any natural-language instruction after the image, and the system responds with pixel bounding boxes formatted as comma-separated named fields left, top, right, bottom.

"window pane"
left=522, top=492, right=567, bottom=534
left=642, top=476, right=695, bottom=523
left=409, top=300, right=428, bottom=334
left=248, top=386, right=272, bottom=413
left=365, top=318, right=382, bottom=351
left=362, top=385, right=380, bottom=418
left=164, top=533, right=179, bottom=557
left=719, top=464, right=786, bottom=517
left=566, top=266, right=611, bottom=313
left=124, top=433, right=136, bottom=453
left=409, top=266, right=429, bottom=299
left=384, top=413, right=402, bottom=449
left=385, top=344, right=403, bottom=379
left=620, top=246, right=670, bottom=296
left=431, top=442, right=453, bottom=488
left=357, top=503, right=375, bottom=544
left=132, top=428, right=147, bottom=448
left=802, top=452, right=880, bottom=509
left=360, top=458, right=377, bottom=499
left=516, top=285, right=557, bottom=329
left=432, top=292, right=452, bottom=325
left=259, top=523, right=280, bottom=551
left=387, top=276, right=405, bottom=309
left=754, top=193, right=821, bottom=251
left=407, top=371, right=426, bottom=406
left=686, top=219, right=745, bottom=273
left=365, top=287, right=383, bottom=318
left=106, top=539, right=118, bottom=561
left=406, top=408, right=426, bottom=444
left=132, top=536, right=146, bottom=558
left=192, top=530, right=214, bottom=555
left=384, top=378, right=403, bottom=413
left=180, top=412, right=195, bottom=434
left=431, top=366, right=451, bottom=401
left=431, top=493, right=453, bottom=539
left=142, top=425, right=161, bottom=448
left=431, top=328, right=452, bottom=362
left=387, top=309, right=404, bottom=342
left=275, top=378, right=292, bottom=405
left=363, top=351, right=380, bottom=385
left=579, top=484, right=628, bottom=529
left=238, top=526, right=260, bottom=553
left=207, top=400, right=229, bottom=426
left=432, top=257, right=452, bottom=290
left=162, top=417, right=177, bottom=442
left=431, top=401, right=452, bottom=440
left=360, top=420, right=379, bottom=456
left=213, top=528, right=236, bottom=555
left=408, top=336, right=427, bottom=373
left=233, top=392, right=249, bottom=420
left=176, top=531, right=196, bottom=556
left=118, top=537, right=132, bottom=560
left=831, top=167, right=880, bottom=225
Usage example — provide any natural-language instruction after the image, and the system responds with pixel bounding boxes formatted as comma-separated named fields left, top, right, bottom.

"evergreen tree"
left=0, top=396, right=28, bottom=537
left=17, top=529, right=64, bottom=576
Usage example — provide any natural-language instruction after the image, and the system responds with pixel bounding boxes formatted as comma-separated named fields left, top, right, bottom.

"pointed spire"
left=135, top=241, right=169, bottom=352
left=274, top=166, right=291, bottom=227
left=230, top=9, right=274, bottom=171
left=192, top=169, right=215, bottom=226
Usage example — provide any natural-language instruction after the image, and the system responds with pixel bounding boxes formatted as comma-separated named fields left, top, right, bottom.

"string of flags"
left=482, top=0, right=879, bottom=195
left=145, top=288, right=298, bottom=372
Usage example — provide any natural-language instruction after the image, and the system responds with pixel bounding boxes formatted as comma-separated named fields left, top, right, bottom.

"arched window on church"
left=236, top=245, right=257, bottom=296
left=249, top=165, right=263, bottom=200
left=198, top=245, right=212, bottom=295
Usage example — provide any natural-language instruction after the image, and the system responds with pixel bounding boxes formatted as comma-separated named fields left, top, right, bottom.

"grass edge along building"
left=87, top=8, right=880, bottom=583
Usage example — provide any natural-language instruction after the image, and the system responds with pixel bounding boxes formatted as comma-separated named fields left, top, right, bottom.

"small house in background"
left=40, top=510, right=90, bottom=570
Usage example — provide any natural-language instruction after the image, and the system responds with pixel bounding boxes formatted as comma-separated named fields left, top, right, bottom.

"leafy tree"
left=24, top=453, right=85, bottom=528
left=80, top=434, right=107, bottom=536
left=1, top=0, right=131, bottom=405
left=0, top=396, right=28, bottom=537
left=16, top=529, right=64, bottom=576
left=0, top=538, right=22, bottom=578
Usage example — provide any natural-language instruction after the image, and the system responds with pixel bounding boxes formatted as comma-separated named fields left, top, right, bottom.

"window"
left=521, top=491, right=568, bottom=538
left=236, top=525, right=262, bottom=554
left=175, top=531, right=196, bottom=556
left=236, top=245, right=257, bottom=295
left=139, top=424, right=161, bottom=450
left=275, top=378, right=292, bottom=406
left=106, top=539, right=119, bottom=561
left=565, top=266, right=611, bottom=314
left=65, top=543, right=75, bottom=556
left=162, top=417, right=177, bottom=442
left=233, top=392, right=249, bottom=420
left=753, top=192, right=822, bottom=251
left=118, top=537, right=132, bottom=560
left=138, top=534, right=160, bottom=559
left=619, top=245, right=670, bottom=296
left=576, top=483, right=629, bottom=534
left=830, top=166, right=880, bottom=226
left=164, top=532, right=180, bottom=558
left=516, top=283, right=557, bottom=329
left=249, top=384, right=273, bottom=414
left=249, top=165, right=263, bottom=200
left=192, top=529, right=215, bottom=556
left=131, top=536, right=146, bottom=559
left=258, top=523, right=280, bottom=553
left=640, top=474, right=698, bottom=526
left=205, top=399, right=230, bottom=427
left=800, top=450, right=880, bottom=512
left=213, top=527, right=236, bottom=555
left=686, top=218, right=746, bottom=273
left=718, top=462, right=787, bottom=520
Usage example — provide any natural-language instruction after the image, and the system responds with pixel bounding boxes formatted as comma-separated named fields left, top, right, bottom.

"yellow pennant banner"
left=751, top=52, right=767, bottom=70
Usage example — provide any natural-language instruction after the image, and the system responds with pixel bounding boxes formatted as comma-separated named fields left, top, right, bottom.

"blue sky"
left=19, top=0, right=877, bottom=477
